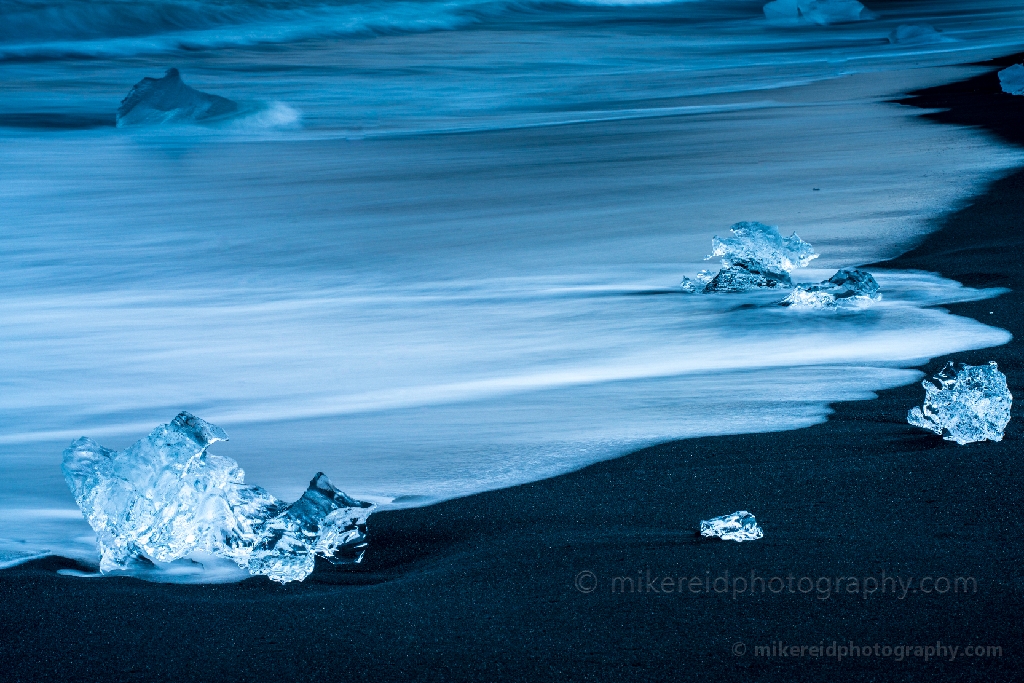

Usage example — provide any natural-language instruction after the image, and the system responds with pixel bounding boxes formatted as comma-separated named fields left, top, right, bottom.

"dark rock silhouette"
left=116, top=68, right=238, bottom=126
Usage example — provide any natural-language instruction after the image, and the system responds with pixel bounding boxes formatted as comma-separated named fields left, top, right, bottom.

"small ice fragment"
left=781, top=268, right=881, bottom=308
left=62, top=412, right=373, bottom=583
left=117, top=68, right=238, bottom=126
left=907, top=361, right=1012, bottom=444
left=998, top=65, right=1024, bottom=96
left=888, top=24, right=950, bottom=45
left=764, top=0, right=872, bottom=26
left=700, top=511, right=764, bottom=542
left=680, top=269, right=714, bottom=293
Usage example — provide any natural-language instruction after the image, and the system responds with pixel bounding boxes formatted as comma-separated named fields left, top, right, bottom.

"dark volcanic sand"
left=4, top=59, right=1024, bottom=683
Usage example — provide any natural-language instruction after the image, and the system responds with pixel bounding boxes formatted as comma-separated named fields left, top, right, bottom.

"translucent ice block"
left=681, top=221, right=815, bottom=293
left=62, top=412, right=373, bottom=582
left=700, top=511, right=764, bottom=542
left=781, top=268, right=881, bottom=309
left=907, top=361, right=1012, bottom=444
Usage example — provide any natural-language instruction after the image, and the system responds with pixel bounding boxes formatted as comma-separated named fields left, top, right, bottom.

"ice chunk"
left=116, top=68, right=238, bottom=126
left=763, top=0, right=872, bottom=26
left=703, top=260, right=792, bottom=293
left=679, top=269, right=715, bottom=293
left=711, top=221, right=817, bottom=273
left=700, top=511, right=763, bottom=542
left=907, top=362, right=1012, bottom=444
left=781, top=268, right=881, bottom=308
left=888, top=24, right=951, bottom=45
left=998, top=65, right=1024, bottom=97
left=246, top=473, right=371, bottom=583
left=681, top=221, right=816, bottom=294
left=62, top=412, right=373, bottom=582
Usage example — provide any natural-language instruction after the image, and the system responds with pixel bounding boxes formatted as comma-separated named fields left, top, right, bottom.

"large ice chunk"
left=781, top=268, right=881, bottom=309
left=998, top=65, right=1024, bottom=97
left=763, top=0, right=872, bottom=26
left=681, top=221, right=816, bottom=293
left=700, top=511, right=763, bottom=542
left=61, top=412, right=373, bottom=582
left=116, top=68, right=238, bottom=126
left=710, top=221, right=817, bottom=273
left=907, top=362, right=1012, bottom=444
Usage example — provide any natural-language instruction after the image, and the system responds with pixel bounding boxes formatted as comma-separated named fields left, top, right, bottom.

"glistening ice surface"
left=908, top=362, right=1013, bottom=445
left=1, top=0, right=1023, bottom=576
left=63, top=412, right=372, bottom=582
left=701, top=511, right=764, bottom=542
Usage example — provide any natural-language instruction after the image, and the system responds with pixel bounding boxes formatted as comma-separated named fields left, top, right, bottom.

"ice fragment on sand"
left=763, top=0, right=872, bottom=26
left=701, top=511, right=763, bottom=542
left=680, top=221, right=816, bottom=293
left=998, top=65, right=1024, bottom=96
left=117, top=68, right=238, bottom=126
left=61, top=412, right=373, bottom=582
left=246, top=473, right=371, bottom=583
left=888, top=25, right=950, bottom=45
left=781, top=268, right=881, bottom=309
left=907, top=362, right=1012, bottom=445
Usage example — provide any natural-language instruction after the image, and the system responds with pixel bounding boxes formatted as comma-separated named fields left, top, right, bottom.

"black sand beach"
left=3, top=58, right=1024, bottom=682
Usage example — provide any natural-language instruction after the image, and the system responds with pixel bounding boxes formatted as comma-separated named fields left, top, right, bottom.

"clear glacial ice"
left=763, top=0, right=873, bottom=26
left=781, top=268, right=881, bottom=309
left=907, top=362, right=1012, bottom=444
left=710, top=221, right=818, bottom=274
left=116, top=68, right=238, bottom=126
left=700, top=511, right=763, bottom=542
left=61, top=412, right=373, bottom=582
left=681, top=221, right=816, bottom=293
left=998, top=65, right=1024, bottom=96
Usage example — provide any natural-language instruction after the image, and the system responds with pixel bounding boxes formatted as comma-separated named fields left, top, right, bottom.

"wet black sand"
left=3, top=57, right=1024, bottom=682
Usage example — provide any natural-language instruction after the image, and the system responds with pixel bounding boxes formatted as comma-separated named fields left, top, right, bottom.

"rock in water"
left=907, top=362, right=1012, bottom=444
left=998, top=64, right=1024, bottom=96
left=116, top=68, right=238, bottom=126
left=680, top=221, right=816, bottom=293
left=700, top=511, right=763, bottom=542
left=781, top=267, right=881, bottom=309
left=61, top=412, right=373, bottom=582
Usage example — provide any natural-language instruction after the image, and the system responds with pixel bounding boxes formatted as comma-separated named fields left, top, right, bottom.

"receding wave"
left=0, top=0, right=745, bottom=60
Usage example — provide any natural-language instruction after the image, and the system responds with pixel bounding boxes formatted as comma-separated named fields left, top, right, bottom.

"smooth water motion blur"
left=2, top=0, right=1023, bottom=576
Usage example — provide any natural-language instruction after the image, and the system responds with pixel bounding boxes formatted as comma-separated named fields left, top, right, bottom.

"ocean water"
left=1, top=0, right=1023, bottom=573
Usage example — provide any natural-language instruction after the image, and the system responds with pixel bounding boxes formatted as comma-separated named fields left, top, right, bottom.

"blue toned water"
left=1, top=0, right=1023, bottom=573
